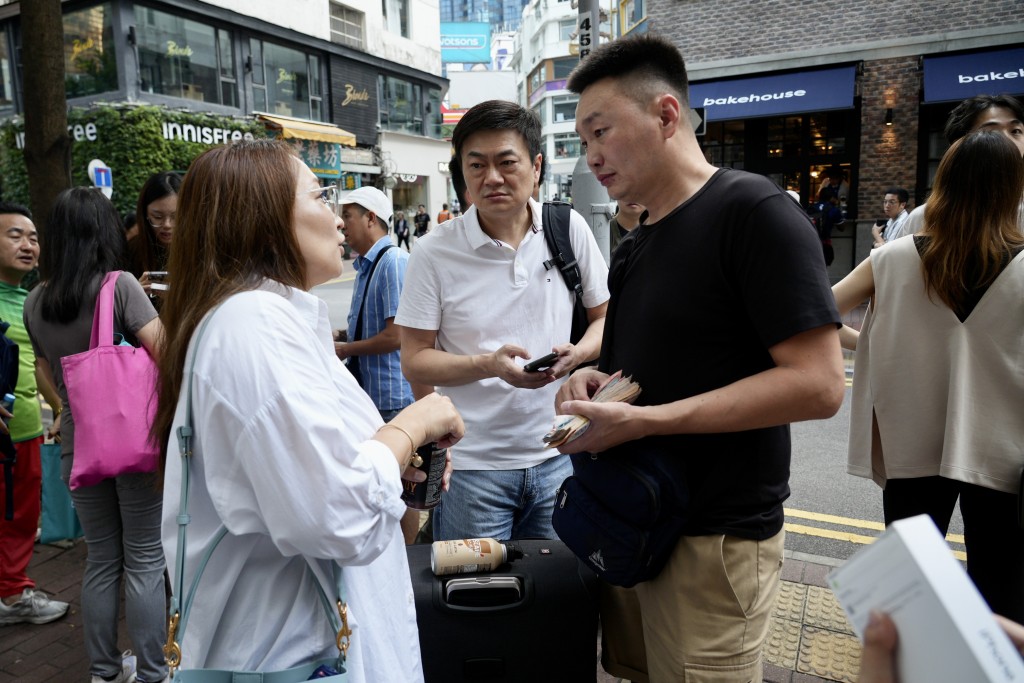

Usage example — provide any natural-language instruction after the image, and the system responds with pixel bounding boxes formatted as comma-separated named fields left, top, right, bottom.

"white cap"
left=342, top=187, right=393, bottom=225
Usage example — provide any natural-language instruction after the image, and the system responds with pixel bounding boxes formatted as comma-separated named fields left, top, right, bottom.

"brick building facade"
left=628, top=0, right=1023, bottom=277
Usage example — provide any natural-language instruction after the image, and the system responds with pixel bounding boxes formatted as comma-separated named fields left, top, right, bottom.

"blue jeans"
left=433, top=455, right=572, bottom=541
left=65, top=457, right=167, bottom=683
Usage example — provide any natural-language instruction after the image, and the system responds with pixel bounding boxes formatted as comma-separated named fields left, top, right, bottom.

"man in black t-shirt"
left=413, top=204, right=430, bottom=238
left=560, top=35, right=845, bottom=682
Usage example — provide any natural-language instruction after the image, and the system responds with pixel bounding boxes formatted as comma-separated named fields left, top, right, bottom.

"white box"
left=828, top=514, right=1024, bottom=683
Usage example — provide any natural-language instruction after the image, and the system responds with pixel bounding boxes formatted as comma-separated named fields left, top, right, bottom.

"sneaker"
left=89, top=650, right=137, bottom=683
left=0, top=588, right=70, bottom=625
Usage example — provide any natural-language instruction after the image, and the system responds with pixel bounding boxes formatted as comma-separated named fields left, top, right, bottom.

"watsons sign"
left=440, top=22, right=491, bottom=64
left=690, top=66, right=856, bottom=122
left=14, top=120, right=254, bottom=149
left=924, top=47, right=1024, bottom=103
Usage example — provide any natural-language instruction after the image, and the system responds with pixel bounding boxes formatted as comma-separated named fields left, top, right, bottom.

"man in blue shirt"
left=336, top=187, right=416, bottom=420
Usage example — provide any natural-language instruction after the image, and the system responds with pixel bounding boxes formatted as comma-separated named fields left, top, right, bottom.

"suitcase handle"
left=434, top=574, right=531, bottom=614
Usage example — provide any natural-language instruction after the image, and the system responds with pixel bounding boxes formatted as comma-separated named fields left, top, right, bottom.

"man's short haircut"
left=886, top=187, right=909, bottom=204
left=451, top=99, right=545, bottom=183
left=346, top=204, right=388, bottom=233
left=944, top=94, right=1024, bottom=144
left=566, top=33, right=689, bottom=110
left=0, top=201, right=32, bottom=220
left=448, top=155, right=468, bottom=210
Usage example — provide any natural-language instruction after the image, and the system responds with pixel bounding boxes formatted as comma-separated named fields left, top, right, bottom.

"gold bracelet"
left=378, top=423, right=423, bottom=468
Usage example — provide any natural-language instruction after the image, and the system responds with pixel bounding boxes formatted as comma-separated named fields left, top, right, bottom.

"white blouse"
left=162, top=281, right=422, bottom=682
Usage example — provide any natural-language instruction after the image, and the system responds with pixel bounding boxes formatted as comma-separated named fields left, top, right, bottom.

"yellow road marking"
left=784, top=508, right=967, bottom=560
left=785, top=507, right=884, bottom=531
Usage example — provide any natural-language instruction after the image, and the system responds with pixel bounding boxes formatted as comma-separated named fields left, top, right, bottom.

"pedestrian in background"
left=904, top=94, right=1024, bottom=233
left=834, top=130, right=1024, bottom=622
left=152, top=139, right=463, bottom=681
left=129, top=171, right=181, bottom=302
left=871, top=187, right=910, bottom=248
left=0, top=201, right=68, bottom=629
left=25, top=188, right=165, bottom=683
left=413, top=204, right=430, bottom=240
left=394, top=210, right=411, bottom=251
left=436, top=203, right=452, bottom=224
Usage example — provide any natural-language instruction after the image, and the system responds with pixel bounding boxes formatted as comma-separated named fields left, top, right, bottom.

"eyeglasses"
left=147, top=212, right=176, bottom=228
left=304, top=185, right=340, bottom=208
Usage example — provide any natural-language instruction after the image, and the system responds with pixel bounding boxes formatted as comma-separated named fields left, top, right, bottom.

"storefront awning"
left=257, top=113, right=356, bottom=146
left=690, top=66, right=856, bottom=122
left=923, top=47, right=1024, bottom=103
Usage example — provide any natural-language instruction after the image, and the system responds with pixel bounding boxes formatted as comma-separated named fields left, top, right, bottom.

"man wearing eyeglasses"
left=871, top=187, right=910, bottom=248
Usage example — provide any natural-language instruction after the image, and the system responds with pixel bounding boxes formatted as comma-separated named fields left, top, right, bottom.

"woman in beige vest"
left=832, top=130, right=1024, bottom=622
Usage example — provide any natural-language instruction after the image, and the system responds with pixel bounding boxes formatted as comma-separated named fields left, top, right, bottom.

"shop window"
left=529, top=65, right=543, bottom=96
left=701, top=121, right=745, bottom=169
left=766, top=116, right=803, bottom=158
left=64, top=3, right=118, bottom=98
left=554, top=132, right=581, bottom=159
left=552, top=95, right=577, bottom=123
left=428, top=88, right=442, bottom=139
left=0, top=27, right=13, bottom=118
left=250, top=39, right=323, bottom=121
left=378, top=74, right=423, bottom=135
left=330, top=4, right=365, bottom=50
left=134, top=6, right=236, bottom=107
left=809, top=112, right=846, bottom=156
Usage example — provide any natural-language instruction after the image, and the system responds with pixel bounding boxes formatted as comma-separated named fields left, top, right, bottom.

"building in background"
left=440, top=0, right=530, bottom=33
left=631, top=0, right=1022, bottom=279
left=512, top=0, right=610, bottom=202
left=0, top=0, right=451, bottom=220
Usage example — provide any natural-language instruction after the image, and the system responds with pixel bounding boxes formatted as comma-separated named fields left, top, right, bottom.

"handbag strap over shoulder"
left=165, top=303, right=351, bottom=678
left=88, top=271, right=122, bottom=350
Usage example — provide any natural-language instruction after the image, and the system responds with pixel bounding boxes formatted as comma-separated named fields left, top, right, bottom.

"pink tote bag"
left=62, top=271, right=159, bottom=489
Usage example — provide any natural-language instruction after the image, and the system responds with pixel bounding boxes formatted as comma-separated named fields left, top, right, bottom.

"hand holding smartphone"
left=524, top=352, right=559, bottom=372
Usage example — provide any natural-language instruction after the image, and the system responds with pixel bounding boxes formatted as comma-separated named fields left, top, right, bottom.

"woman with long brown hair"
left=833, top=129, right=1024, bottom=621
left=153, top=139, right=462, bottom=681
left=128, top=171, right=181, bottom=300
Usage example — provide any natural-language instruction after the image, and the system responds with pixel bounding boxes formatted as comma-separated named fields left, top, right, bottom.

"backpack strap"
left=542, top=202, right=584, bottom=303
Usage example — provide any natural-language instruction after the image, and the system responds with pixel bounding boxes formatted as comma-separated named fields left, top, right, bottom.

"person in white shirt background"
left=151, top=139, right=464, bottom=683
left=871, top=187, right=910, bottom=248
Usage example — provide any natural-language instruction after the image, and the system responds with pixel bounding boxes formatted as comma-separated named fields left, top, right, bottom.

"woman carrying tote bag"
left=24, top=188, right=166, bottom=683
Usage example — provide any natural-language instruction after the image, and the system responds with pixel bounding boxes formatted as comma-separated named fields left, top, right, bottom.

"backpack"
left=541, top=202, right=589, bottom=346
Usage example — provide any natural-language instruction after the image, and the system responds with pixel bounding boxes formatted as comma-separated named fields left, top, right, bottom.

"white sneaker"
left=89, top=650, right=137, bottom=683
left=0, top=588, right=70, bottom=626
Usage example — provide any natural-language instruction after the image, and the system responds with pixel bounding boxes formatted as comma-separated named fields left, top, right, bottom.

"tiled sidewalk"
left=1, top=541, right=860, bottom=683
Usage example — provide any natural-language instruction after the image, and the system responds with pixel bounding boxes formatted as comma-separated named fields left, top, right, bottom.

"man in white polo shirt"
left=395, top=100, right=609, bottom=541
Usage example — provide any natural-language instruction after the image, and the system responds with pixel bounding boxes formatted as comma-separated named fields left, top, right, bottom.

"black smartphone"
left=875, top=219, right=887, bottom=227
left=524, top=352, right=559, bottom=372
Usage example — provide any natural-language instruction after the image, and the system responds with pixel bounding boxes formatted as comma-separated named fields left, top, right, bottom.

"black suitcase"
left=409, top=539, right=600, bottom=682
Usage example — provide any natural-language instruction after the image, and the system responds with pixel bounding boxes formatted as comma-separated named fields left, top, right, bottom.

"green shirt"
left=0, top=280, right=43, bottom=442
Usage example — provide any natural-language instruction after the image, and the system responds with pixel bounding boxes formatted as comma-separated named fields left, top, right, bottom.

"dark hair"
left=921, top=130, right=1024, bottom=312
left=0, top=201, right=32, bottom=220
left=448, top=155, right=468, bottom=210
left=944, top=94, right=1024, bottom=144
left=566, top=33, right=690, bottom=110
left=134, top=171, right=182, bottom=272
left=154, top=139, right=307, bottom=467
left=123, top=211, right=136, bottom=231
left=452, top=100, right=545, bottom=183
left=885, top=187, right=909, bottom=204
left=37, top=187, right=126, bottom=323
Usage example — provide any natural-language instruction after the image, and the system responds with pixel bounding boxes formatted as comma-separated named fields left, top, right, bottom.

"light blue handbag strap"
left=170, top=304, right=349, bottom=666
